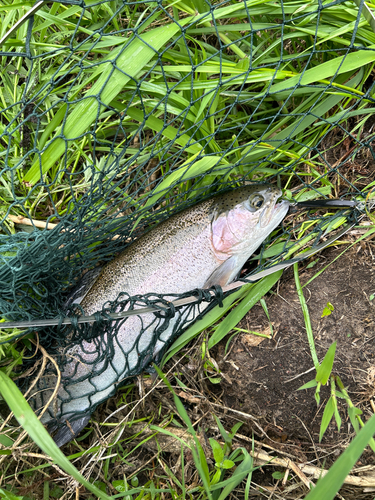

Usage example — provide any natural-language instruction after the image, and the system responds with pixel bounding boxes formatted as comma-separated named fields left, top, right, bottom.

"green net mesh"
left=0, top=0, right=374, bottom=443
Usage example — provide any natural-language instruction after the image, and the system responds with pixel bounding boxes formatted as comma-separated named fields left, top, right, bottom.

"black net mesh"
left=0, top=0, right=374, bottom=442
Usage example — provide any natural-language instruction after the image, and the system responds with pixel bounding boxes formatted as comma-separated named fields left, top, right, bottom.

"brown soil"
left=206, top=241, right=375, bottom=490
left=217, top=244, right=375, bottom=444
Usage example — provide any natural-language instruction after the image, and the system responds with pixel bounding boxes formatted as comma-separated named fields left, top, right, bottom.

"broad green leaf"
left=216, top=452, right=253, bottom=500
left=221, top=459, right=235, bottom=469
left=165, top=64, right=290, bottom=76
left=272, top=471, right=285, bottom=480
left=265, top=69, right=365, bottom=146
left=316, top=106, right=375, bottom=125
left=0, top=489, right=23, bottom=500
left=209, top=438, right=224, bottom=464
left=210, top=469, right=222, bottom=486
left=316, top=342, right=337, bottom=385
left=306, top=259, right=319, bottom=269
left=0, top=372, right=112, bottom=500
left=0, top=2, right=33, bottom=10
left=0, top=433, right=13, bottom=447
left=172, top=69, right=291, bottom=91
left=295, top=187, right=332, bottom=202
left=208, top=376, right=221, bottom=384
left=187, top=22, right=279, bottom=33
left=270, top=45, right=375, bottom=94
left=251, top=240, right=290, bottom=260
left=321, top=302, right=334, bottom=318
left=113, top=480, right=129, bottom=492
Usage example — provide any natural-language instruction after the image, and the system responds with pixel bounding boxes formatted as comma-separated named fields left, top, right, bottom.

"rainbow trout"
left=32, top=184, right=289, bottom=446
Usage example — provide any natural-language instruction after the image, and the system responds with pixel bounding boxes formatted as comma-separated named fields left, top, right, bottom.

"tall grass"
left=1, top=0, right=375, bottom=497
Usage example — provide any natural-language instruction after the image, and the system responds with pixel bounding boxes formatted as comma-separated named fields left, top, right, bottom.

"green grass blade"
left=293, top=262, right=319, bottom=369
left=270, top=45, right=375, bottom=93
left=319, top=395, right=335, bottom=442
left=305, top=413, right=375, bottom=500
left=0, top=2, right=34, bottom=11
left=316, top=342, right=337, bottom=385
left=217, top=452, right=253, bottom=500
left=139, top=155, right=227, bottom=212
left=149, top=425, right=191, bottom=449
left=126, top=107, right=202, bottom=155
left=208, top=271, right=282, bottom=349
left=0, top=488, right=23, bottom=499
left=352, top=0, right=375, bottom=34
left=23, top=22, right=182, bottom=184
left=0, top=372, right=112, bottom=500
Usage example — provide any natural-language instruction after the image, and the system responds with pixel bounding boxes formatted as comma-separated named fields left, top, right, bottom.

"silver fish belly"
left=31, top=184, right=289, bottom=446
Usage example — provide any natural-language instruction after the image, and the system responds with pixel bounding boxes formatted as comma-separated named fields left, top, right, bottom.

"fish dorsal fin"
left=203, top=255, right=240, bottom=289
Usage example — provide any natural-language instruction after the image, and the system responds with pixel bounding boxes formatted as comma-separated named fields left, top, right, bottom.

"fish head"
left=210, top=184, right=289, bottom=260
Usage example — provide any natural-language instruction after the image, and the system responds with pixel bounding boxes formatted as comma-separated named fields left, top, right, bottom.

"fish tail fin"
left=49, top=415, right=91, bottom=447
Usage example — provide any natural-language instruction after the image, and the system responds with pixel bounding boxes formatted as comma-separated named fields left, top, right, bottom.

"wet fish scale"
left=84, top=199, right=218, bottom=309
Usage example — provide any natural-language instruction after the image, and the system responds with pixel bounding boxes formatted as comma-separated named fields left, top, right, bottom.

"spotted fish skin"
left=32, top=184, right=289, bottom=446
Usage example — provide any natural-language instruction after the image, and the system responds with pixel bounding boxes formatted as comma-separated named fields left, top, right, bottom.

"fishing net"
left=0, top=0, right=374, bottom=439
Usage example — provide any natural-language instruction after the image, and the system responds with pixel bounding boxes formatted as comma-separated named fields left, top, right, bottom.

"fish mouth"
left=274, top=198, right=290, bottom=213
left=273, top=198, right=290, bottom=220
left=259, top=197, right=290, bottom=228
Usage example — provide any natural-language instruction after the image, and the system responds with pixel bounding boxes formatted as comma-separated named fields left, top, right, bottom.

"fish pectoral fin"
left=203, top=255, right=240, bottom=289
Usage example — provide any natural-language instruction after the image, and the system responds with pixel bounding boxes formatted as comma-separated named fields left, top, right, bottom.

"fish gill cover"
left=0, top=0, right=374, bottom=443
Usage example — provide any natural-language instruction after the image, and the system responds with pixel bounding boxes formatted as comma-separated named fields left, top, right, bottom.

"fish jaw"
left=259, top=196, right=289, bottom=228
left=272, top=199, right=290, bottom=224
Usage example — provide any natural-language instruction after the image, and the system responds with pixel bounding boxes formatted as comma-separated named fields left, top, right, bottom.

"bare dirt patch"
left=199, top=241, right=375, bottom=493
left=216, top=244, right=375, bottom=449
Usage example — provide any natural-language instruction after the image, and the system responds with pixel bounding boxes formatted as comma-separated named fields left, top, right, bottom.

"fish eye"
left=249, top=194, right=265, bottom=209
